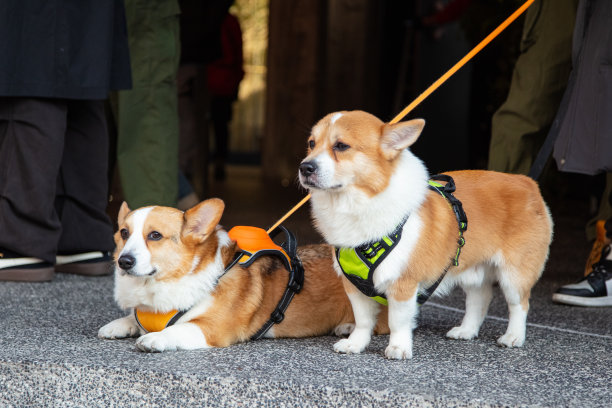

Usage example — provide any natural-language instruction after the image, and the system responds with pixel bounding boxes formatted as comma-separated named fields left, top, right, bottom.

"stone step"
left=0, top=274, right=610, bottom=407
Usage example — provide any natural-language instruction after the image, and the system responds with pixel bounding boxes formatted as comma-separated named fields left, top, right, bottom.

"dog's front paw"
left=384, top=345, right=413, bottom=360
left=446, top=326, right=479, bottom=340
left=497, top=332, right=525, bottom=348
left=333, top=323, right=355, bottom=337
left=98, top=316, right=140, bottom=339
left=333, top=338, right=367, bottom=354
left=135, top=324, right=209, bottom=352
left=136, top=332, right=174, bottom=352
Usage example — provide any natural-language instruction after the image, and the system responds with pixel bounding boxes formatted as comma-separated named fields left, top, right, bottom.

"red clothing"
left=207, top=13, right=244, bottom=97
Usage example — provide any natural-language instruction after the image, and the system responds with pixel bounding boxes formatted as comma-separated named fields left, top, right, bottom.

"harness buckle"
left=359, top=244, right=378, bottom=259
left=289, top=279, right=302, bottom=293
left=271, top=309, right=285, bottom=324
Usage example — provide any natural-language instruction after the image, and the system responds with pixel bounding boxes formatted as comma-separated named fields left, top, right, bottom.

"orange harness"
left=133, top=226, right=304, bottom=339
left=134, top=309, right=185, bottom=333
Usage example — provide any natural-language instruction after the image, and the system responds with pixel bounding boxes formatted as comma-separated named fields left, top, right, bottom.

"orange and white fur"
left=98, top=199, right=388, bottom=352
left=298, top=110, right=553, bottom=359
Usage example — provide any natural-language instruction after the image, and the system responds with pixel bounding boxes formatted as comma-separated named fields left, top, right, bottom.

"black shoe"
left=553, top=246, right=612, bottom=307
left=0, top=249, right=54, bottom=282
left=55, top=251, right=113, bottom=276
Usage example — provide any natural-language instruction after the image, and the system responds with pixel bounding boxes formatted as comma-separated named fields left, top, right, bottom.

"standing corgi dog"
left=298, top=110, right=553, bottom=360
left=99, top=199, right=388, bottom=352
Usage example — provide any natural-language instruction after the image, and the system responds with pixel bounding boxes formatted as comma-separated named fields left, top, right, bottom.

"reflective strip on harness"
left=336, top=223, right=405, bottom=306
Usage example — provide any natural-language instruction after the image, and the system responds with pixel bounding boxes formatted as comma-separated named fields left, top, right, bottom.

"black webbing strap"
left=416, top=272, right=447, bottom=305
left=416, top=174, right=469, bottom=305
left=428, top=174, right=468, bottom=267
left=250, top=226, right=305, bottom=340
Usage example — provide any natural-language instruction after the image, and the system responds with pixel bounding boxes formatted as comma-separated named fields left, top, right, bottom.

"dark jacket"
left=0, top=0, right=132, bottom=100
left=552, top=0, right=612, bottom=175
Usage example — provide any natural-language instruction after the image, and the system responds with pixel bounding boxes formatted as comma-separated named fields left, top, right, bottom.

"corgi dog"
left=298, top=110, right=553, bottom=360
left=98, top=199, right=388, bottom=352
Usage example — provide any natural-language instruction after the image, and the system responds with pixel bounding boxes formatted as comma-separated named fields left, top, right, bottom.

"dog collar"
left=336, top=174, right=468, bottom=306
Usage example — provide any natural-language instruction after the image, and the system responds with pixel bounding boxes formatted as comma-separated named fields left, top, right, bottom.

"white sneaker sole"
left=552, top=293, right=612, bottom=307
left=56, top=251, right=106, bottom=265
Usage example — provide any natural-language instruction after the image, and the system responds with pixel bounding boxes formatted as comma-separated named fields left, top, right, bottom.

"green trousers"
left=116, top=0, right=181, bottom=208
left=488, top=0, right=577, bottom=175
left=489, top=0, right=611, bottom=241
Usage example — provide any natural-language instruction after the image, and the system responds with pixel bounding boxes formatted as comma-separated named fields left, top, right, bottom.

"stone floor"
left=1, top=165, right=610, bottom=407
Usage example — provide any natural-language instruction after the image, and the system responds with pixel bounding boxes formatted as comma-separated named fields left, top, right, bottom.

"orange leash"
left=267, top=0, right=534, bottom=234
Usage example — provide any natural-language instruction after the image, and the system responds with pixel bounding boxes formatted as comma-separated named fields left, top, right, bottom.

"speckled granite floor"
left=1, top=165, right=610, bottom=407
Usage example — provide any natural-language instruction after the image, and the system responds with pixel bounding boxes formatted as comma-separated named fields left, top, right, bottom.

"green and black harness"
left=336, top=174, right=468, bottom=306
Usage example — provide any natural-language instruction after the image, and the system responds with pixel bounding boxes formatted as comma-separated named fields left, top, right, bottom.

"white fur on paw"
left=98, top=317, right=140, bottom=339
left=135, top=324, right=209, bottom=352
left=333, top=338, right=366, bottom=354
left=446, top=326, right=479, bottom=340
left=385, top=345, right=412, bottom=360
left=136, top=332, right=174, bottom=352
left=497, top=333, right=525, bottom=348
left=333, top=323, right=355, bottom=337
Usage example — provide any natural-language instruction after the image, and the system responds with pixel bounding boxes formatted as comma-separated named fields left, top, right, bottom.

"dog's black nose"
left=299, top=161, right=317, bottom=176
left=118, top=254, right=136, bottom=270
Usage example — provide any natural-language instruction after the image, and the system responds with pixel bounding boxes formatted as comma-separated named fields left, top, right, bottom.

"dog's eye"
left=333, top=141, right=350, bottom=152
left=148, top=231, right=163, bottom=241
left=308, top=140, right=315, bottom=149
left=120, top=228, right=129, bottom=240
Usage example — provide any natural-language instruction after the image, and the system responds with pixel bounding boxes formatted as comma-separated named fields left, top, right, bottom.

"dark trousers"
left=0, top=97, right=114, bottom=263
left=210, top=94, right=234, bottom=164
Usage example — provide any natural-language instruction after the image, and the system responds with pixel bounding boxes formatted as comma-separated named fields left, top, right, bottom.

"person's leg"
left=488, top=0, right=578, bottom=174
left=553, top=215, right=612, bottom=307
left=54, top=100, right=115, bottom=275
left=585, top=174, right=612, bottom=242
left=0, top=97, right=66, bottom=280
left=178, top=64, right=199, bottom=177
left=210, top=95, right=232, bottom=181
left=117, top=0, right=181, bottom=208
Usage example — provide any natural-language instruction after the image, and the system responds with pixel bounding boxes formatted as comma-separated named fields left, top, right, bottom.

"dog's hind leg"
left=447, top=267, right=494, bottom=340
left=447, top=283, right=493, bottom=341
left=333, top=323, right=355, bottom=337
left=496, top=268, right=530, bottom=348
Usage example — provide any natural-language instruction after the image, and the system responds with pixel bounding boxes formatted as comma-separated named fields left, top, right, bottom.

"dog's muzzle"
left=299, top=161, right=318, bottom=177
left=118, top=254, right=135, bottom=271
left=299, top=160, right=319, bottom=188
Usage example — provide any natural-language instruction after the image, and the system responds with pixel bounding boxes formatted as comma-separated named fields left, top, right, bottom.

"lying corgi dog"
left=98, top=199, right=388, bottom=352
left=298, top=110, right=553, bottom=360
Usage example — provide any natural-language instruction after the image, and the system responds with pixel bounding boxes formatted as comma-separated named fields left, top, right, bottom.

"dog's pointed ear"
left=182, top=198, right=225, bottom=242
left=118, top=201, right=131, bottom=226
left=381, top=118, right=425, bottom=160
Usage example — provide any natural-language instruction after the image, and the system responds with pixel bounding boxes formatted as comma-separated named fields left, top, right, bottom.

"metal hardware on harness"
left=428, top=174, right=468, bottom=267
